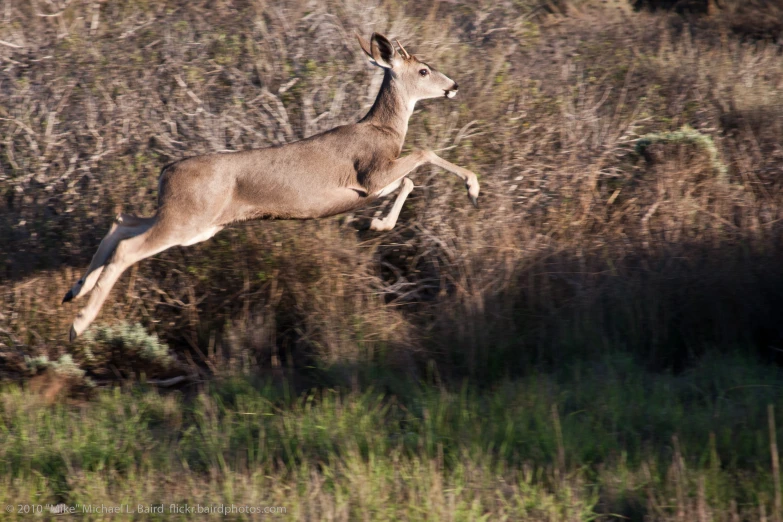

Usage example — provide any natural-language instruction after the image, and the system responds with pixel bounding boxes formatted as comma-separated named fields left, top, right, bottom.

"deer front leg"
left=422, top=150, right=480, bottom=207
left=368, top=150, right=480, bottom=208
left=370, top=177, right=414, bottom=231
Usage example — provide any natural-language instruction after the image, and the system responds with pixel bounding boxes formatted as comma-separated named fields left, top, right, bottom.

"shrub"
left=84, top=323, right=178, bottom=377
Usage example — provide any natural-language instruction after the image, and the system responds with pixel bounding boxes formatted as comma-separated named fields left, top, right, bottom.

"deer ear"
left=356, top=33, right=374, bottom=61
left=370, top=33, right=398, bottom=69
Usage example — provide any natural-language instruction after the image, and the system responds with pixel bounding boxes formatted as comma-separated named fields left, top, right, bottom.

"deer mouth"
left=444, top=82, right=459, bottom=98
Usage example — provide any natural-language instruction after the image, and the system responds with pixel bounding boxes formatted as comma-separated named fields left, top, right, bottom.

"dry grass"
left=0, top=0, right=782, bottom=517
left=1, top=0, right=781, bottom=380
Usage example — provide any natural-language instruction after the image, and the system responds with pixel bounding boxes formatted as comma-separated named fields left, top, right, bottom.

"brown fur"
left=61, top=32, right=480, bottom=340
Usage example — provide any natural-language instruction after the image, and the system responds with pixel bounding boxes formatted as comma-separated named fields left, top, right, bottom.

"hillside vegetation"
left=1, top=0, right=782, bottom=519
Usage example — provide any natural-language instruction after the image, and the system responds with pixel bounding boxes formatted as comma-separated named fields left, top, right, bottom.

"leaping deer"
left=61, top=32, right=480, bottom=341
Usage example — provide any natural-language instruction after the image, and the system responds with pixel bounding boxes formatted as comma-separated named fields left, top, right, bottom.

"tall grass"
left=0, top=0, right=782, bottom=518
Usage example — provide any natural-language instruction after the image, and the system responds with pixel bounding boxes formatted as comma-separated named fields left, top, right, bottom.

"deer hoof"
left=62, top=289, right=74, bottom=304
left=369, top=218, right=389, bottom=232
left=469, top=194, right=479, bottom=208
left=69, top=324, right=78, bottom=342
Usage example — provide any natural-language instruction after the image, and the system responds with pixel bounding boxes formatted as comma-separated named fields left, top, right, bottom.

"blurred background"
left=1, top=0, right=783, bottom=519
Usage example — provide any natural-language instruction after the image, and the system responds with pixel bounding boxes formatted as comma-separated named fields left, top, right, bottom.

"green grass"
left=2, top=352, right=783, bottom=520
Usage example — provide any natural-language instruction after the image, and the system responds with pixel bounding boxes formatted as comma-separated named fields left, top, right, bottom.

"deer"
left=61, top=32, right=480, bottom=341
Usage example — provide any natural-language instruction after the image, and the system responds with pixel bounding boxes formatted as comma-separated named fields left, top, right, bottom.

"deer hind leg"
left=68, top=219, right=223, bottom=341
left=68, top=219, right=178, bottom=341
left=370, top=177, right=414, bottom=232
left=62, top=214, right=155, bottom=304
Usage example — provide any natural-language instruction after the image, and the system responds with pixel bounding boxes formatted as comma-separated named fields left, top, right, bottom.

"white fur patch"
left=375, top=178, right=404, bottom=198
left=181, top=226, right=221, bottom=246
left=446, top=90, right=457, bottom=99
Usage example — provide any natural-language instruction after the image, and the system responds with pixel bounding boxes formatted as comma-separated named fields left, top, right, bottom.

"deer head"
left=357, top=32, right=459, bottom=104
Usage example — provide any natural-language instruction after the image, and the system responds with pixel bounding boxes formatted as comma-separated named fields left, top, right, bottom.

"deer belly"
left=304, top=187, right=373, bottom=218
left=180, top=226, right=222, bottom=246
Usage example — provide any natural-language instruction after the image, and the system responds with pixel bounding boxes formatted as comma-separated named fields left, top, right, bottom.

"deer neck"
left=361, top=71, right=413, bottom=146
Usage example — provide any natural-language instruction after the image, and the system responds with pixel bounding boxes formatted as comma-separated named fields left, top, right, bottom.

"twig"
left=146, top=375, right=192, bottom=387
left=36, top=0, right=73, bottom=17
left=90, top=1, right=101, bottom=35
left=173, top=74, right=204, bottom=105
left=0, top=39, right=22, bottom=49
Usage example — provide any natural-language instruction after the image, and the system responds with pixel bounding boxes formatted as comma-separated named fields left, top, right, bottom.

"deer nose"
left=452, top=82, right=459, bottom=91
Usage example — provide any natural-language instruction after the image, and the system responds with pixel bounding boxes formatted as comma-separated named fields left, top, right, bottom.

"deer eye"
left=419, top=69, right=429, bottom=77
